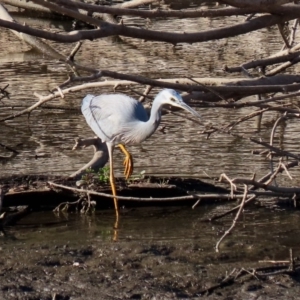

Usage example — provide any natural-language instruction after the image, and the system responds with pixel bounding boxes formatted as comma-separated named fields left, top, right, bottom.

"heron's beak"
left=180, top=102, right=201, bottom=118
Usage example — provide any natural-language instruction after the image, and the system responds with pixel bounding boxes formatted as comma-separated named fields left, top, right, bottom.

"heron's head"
left=159, top=89, right=201, bottom=118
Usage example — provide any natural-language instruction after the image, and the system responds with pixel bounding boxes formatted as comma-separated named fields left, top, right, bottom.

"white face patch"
left=168, top=90, right=183, bottom=105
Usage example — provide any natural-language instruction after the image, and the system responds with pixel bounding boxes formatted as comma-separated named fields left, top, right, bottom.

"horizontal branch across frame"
left=0, top=3, right=295, bottom=44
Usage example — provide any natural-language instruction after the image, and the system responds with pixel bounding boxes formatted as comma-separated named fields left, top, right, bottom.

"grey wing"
left=81, top=94, right=148, bottom=143
left=81, top=94, right=114, bottom=142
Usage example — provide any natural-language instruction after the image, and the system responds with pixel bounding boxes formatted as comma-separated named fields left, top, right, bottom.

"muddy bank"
left=1, top=175, right=300, bottom=299
left=1, top=234, right=300, bottom=299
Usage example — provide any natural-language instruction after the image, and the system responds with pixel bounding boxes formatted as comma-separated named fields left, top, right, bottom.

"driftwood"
left=0, top=4, right=65, bottom=60
left=0, top=186, right=30, bottom=232
left=196, top=250, right=300, bottom=296
left=69, top=137, right=109, bottom=179
left=0, top=175, right=231, bottom=208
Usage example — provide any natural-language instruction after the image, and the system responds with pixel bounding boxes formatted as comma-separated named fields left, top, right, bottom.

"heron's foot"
left=118, top=144, right=134, bottom=180
left=123, top=154, right=133, bottom=179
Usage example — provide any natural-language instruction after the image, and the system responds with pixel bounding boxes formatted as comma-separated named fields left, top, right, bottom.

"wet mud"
left=1, top=228, right=300, bottom=299
left=1, top=176, right=300, bottom=299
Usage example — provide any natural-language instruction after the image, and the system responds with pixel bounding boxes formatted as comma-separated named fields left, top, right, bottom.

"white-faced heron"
left=81, top=89, right=201, bottom=220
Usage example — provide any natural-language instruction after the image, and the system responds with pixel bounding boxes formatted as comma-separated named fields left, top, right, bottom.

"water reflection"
left=2, top=207, right=300, bottom=262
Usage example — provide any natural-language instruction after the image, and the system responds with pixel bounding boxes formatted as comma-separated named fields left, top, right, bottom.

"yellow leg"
left=110, top=171, right=119, bottom=224
left=118, top=144, right=133, bottom=179
left=107, top=144, right=119, bottom=228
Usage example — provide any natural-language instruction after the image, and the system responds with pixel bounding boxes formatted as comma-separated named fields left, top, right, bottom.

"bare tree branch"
left=69, top=138, right=109, bottom=179
left=0, top=5, right=295, bottom=44
left=48, top=181, right=198, bottom=202
left=2, top=0, right=52, bottom=13
left=0, top=4, right=65, bottom=59
left=220, top=0, right=293, bottom=8
left=40, top=0, right=258, bottom=19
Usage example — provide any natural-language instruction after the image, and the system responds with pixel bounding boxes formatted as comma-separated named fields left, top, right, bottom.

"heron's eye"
left=170, top=97, right=176, bottom=102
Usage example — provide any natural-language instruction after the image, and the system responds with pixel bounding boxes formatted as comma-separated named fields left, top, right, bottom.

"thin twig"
left=187, top=77, right=226, bottom=101
left=200, top=108, right=269, bottom=138
left=265, top=161, right=283, bottom=185
left=196, top=268, right=237, bottom=296
left=67, top=41, right=82, bottom=62
left=0, top=142, right=19, bottom=154
left=289, top=19, right=299, bottom=48
left=206, top=195, right=256, bottom=221
left=215, top=185, right=248, bottom=252
left=0, top=84, right=10, bottom=101
left=289, top=248, right=295, bottom=272
left=48, top=181, right=198, bottom=201
left=219, top=173, right=237, bottom=198
left=250, top=138, right=300, bottom=160
left=53, top=199, right=83, bottom=212
left=280, top=161, right=293, bottom=180
left=138, top=85, right=152, bottom=103
left=277, top=22, right=290, bottom=49
left=231, top=177, right=300, bottom=194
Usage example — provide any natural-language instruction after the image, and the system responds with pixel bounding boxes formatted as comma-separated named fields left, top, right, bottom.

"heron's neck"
left=148, top=96, right=163, bottom=127
left=133, top=96, right=163, bottom=143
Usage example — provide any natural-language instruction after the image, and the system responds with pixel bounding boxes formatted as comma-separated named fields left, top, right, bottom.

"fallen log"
left=1, top=175, right=230, bottom=209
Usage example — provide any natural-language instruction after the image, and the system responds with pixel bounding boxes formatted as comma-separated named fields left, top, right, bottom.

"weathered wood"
left=0, top=4, right=65, bottom=59
left=69, top=137, right=109, bottom=179
left=1, top=175, right=230, bottom=208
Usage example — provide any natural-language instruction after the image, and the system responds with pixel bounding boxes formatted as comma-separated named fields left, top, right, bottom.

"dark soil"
left=1, top=238, right=300, bottom=299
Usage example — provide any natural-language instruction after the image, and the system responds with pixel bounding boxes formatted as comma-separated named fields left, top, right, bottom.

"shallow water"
left=2, top=206, right=299, bottom=264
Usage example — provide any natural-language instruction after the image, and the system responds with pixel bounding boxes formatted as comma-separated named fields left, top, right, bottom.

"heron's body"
left=82, top=91, right=169, bottom=145
left=81, top=89, right=201, bottom=222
